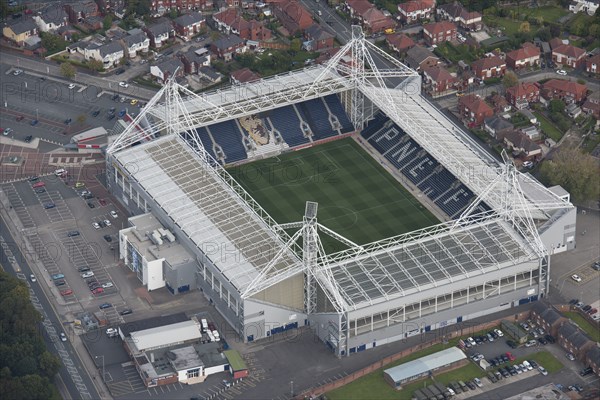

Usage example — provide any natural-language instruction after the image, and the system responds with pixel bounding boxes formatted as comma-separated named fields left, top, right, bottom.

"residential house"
left=437, top=1, right=482, bottom=31
left=422, top=65, right=455, bottom=94
left=397, top=0, right=436, bottom=23
left=213, top=9, right=272, bottom=41
left=529, top=303, right=566, bottom=337
left=198, top=66, right=222, bottom=83
left=304, top=24, right=334, bottom=51
left=273, top=0, right=313, bottom=35
left=33, top=5, right=68, bottom=33
left=488, top=93, right=511, bottom=113
left=484, top=116, right=513, bottom=138
left=231, top=67, right=261, bottom=84
left=83, top=16, right=103, bottom=31
left=541, top=79, right=588, bottom=103
left=122, top=32, right=150, bottom=58
left=84, top=41, right=124, bottom=69
left=386, top=33, right=415, bottom=54
left=422, top=21, right=456, bottom=45
left=211, top=34, right=245, bottom=61
left=471, top=55, right=505, bottom=80
left=505, top=82, right=540, bottom=110
left=458, top=94, right=493, bottom=128
left=569, top=0, right=599, bottom=15
left=585, top=346, right=600, bottom=377
left=405, top=45, right=438, bottom=71
left=549, top=37, right=565, bottom=51
left=144, top=21, right=174, bottom=48
left=150, top=58, right=185, bottom=84
left=582, top=94, right=600, bottom=119
left=503, top=130, right=542, bottom=160
left=346, top=0, right=395, bottom=33
left=552, top=44, right=586, bottom=68
left=174, top=12, right=205, bottom=42
left=557, top=323, right=594, bottom=361
left=506, top=43, right=540, bottom=70
left=64, top=1, right=99, bottom=24
left=519, top=109, right=537, bottom=125
left=521, top=125, right=541, bottom=141
left=178, top=49, right=211, bottom=74
left=57, top=25, right=79, bottom=41
left=95, top=0, right=126, bottom=14
left=150, top=0, right=214, bottom=13
left=586, top=54, right=600, bottom=74
left=3, top=19, right=38, bottom=46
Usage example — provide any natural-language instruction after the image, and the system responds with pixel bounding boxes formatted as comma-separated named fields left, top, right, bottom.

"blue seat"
left=269, top=106, right=310, bottom=147
left=300, top=99, right=336, bottom=140
left=361, top=113, right=388, bottom=140
left=324, top=95, right=354, bottom=133
left=209, top=120, right=247, bottom=163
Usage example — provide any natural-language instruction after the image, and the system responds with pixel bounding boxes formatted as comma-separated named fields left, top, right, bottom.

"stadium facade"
left=106, top=27, right=576, bottom=357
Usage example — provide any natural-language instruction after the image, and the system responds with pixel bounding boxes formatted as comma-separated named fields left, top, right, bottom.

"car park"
left=522, top=361, right=532, bottom=371
left=60, top=289, right=73, bottom=296
left=575, top=301, right=584, bottom=308
left=487, top=372, right=497, bottom=383
left=44, top=202, right=55, bottom=209
left=99, top=303, right=112, bottom=309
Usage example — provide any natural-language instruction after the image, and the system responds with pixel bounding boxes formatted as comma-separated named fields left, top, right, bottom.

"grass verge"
left=563, top=312, right=600, bottom=342
left=534, top=111, right=563, bottom=142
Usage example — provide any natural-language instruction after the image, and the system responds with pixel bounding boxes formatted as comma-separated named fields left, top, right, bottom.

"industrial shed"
left=383, top=347, right=467, bottom=388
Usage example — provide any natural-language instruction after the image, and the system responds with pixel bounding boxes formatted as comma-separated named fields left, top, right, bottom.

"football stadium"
left=106, top=27, right=576, bottom=357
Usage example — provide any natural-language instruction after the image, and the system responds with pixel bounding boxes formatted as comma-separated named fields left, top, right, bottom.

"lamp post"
left=95, top=355, right=105, bottom=381
left=290, top=380, right=294, bottom=397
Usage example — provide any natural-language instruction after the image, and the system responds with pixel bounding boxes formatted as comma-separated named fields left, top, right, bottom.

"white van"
left=54, top=168, right=67, bottom=176
left=201, top=318, right=208, bottom=333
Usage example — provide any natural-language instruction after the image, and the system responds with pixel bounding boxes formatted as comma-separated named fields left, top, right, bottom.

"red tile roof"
left=553, top=44, right=586, bottom=59
left=542, top=79, right=587, bottom=96
left=231, top=67, right=260, bottom=83
left=386, top=33, right=415, bottom=51
left=423, top=65, right=454, bottom=82
left=398, top=0, right=435, bottom=13
left=506, top=44, right=540, bottom=61
left=506, top=82, right=539, bottom=98
left=347, top=0, right=373, bottom=15
left=471, top=55, right=505, bottom=71
left=423, top=21, right=456, bottom=36
left=459, top=94, right=493, bottom=114
left=363, top=7, right=395, bottom=31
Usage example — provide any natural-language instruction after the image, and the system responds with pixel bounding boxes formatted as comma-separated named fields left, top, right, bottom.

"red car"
left=60, top=289, right=73, bottom=296
left=32, top=181, right=45, bottom=188
left=588, top=308, right=597, bottom=315
left=98, top=198, right=107, bottom=206
left=506, top=352, right=515, bottom=361
left=92, top=287, right=104, bottom=295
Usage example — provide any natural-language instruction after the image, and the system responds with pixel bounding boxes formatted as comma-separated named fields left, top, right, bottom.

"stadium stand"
left=361, top=113, right=488, bottom=219
left=209, top=119, right=248, bottom=163
left=267, top=105, right=310, bottom=147
left=324, top=95, right=354, bottom=133
left=299, top=99, right=336, bottom=140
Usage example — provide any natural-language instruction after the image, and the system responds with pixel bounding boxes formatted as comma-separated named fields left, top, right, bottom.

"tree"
left=571, top=20, right=588, bottom=36
left=549, top=99, right=565, bottom=114
left=535, top=27, right=551, bottom=42
left=103, top=15, right=113, bottom=31
left=538, top=148, right=600, bottom=203
left=88, top=59, right=104, bottom=71
left=38, top=352, right=61, bottom=378
left=518, top=21, right=530, bottom=33
left=169, top=8, right=178, bottom=19
left=502, top=71, right=519, bottom=88
left=590, top=24, right=600, bottom=39
left=60, top=63, right=75, bottom=78
left=290, top=38, right=301, bottom=53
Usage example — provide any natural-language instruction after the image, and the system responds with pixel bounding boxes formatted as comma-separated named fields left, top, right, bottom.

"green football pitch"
left=228, top=138, right=439, bottom=251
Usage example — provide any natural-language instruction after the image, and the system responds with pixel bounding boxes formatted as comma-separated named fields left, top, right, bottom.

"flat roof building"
left=383, top=347, right=467, bottom=388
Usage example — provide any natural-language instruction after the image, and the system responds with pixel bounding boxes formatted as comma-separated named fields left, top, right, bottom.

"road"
left=0, top=212, right=102, bottom=400
left=0, top=51, right=157, bottom=100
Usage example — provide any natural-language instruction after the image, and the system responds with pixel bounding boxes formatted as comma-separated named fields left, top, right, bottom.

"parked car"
left=54, top=279, right=66, bottom=286
left=30, top=274, right=36, bottom=282
left=103, top=235, right=112, bottom=242
left=102, top=282, right=114, bottom=289
left=580, top=367, right=593, bottom=376
left=566, top=352, right=575, bottom=361
left=30, top=119, right=38, bottom=126
left=35, top=188, right=45, bottom=193
left=592, top=261, right=600, bottom=271
left=92, top=287, right=104, bottom=295
left=473, top=378, right=483, bottom=388
left=93, top=222, right=100, bottom=229
left=24, top=135, right=33, bottom=143
left=571, top=274, right=582, bottom=282
left=60, top=289, right=73, bottom=296
left=81, top=271, right=94, bottom=278
left=32, top=181, right=45, bottom=188
left=506, top=340, right=518, bottom=349
left=120, top=309, right=133, bottom=315
left=119, top=81, right=129, bottom=88
left=67, top=230, right=80, bottom=237
left=88, top=202, right=95, bottom=208
left=60, top=332, right=67, bottom=341
left=44, top=202, right=55, bottom=209
left=538, top=366, right=548, bottom=375
left=99, top=303, right=112, bottom=309
left=92, top=110, right=100, bottom=117
left=506, top=352, right=515, bottom=361
left=106, top=328, right=118, bottom=337
left=545, top=334, right=555, bottom=344
left=78, top=266, right=91, bottom=272
left=556, top=69, right=567, bottom=76
left=51, top=273, right=64, bottom=280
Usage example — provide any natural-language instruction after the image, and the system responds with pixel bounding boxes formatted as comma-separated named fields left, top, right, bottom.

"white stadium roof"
left=114, top=135, right=302, bottom=292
